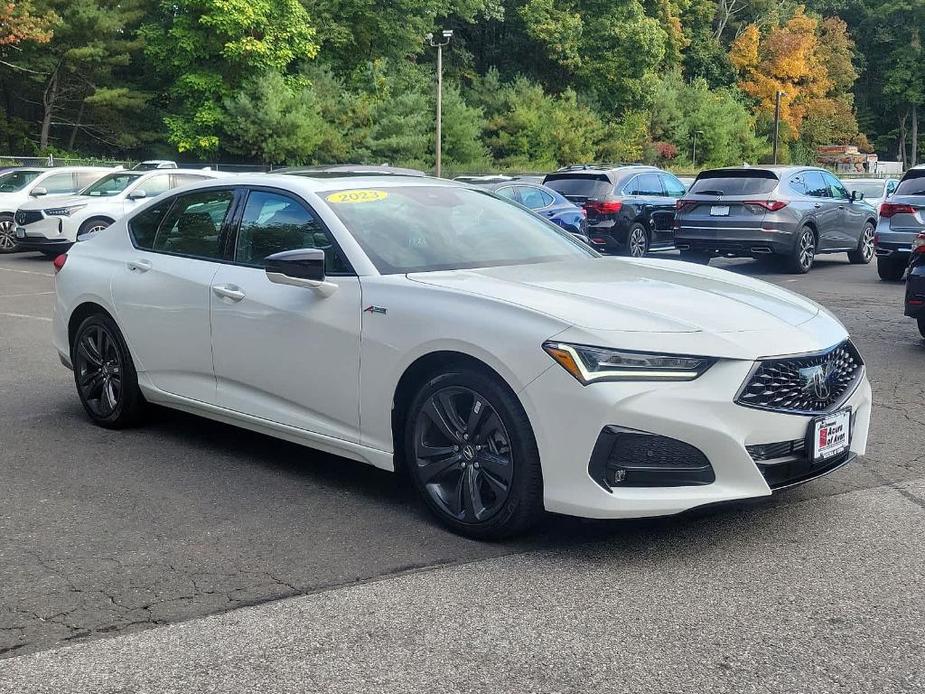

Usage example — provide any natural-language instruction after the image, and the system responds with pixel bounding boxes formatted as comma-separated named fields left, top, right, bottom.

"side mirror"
left=850, top=190, right=864, bottom=202
left=265, top=248, right=337, bottom=297
left=30, top=186, right=48, bottom=197
left=128, top=189, right=147, bottom=200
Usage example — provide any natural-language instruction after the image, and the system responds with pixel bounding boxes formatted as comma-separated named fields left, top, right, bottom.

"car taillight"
left=913, top=233, right=925, bottom=254
left=53, top=253, right=67, bottom=273
left=744, top=200, right=788, bottom=212
left=675, top=200, right=697, bottom=213
left=585, top=200, right=622, bottom=214
left=880, top=202, right=917, bottom=218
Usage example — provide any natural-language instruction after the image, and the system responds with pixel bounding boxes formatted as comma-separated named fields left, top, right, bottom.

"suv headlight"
left=43, top=204, right=87, bottom=217
left=543, top=342, right=715, bottom=384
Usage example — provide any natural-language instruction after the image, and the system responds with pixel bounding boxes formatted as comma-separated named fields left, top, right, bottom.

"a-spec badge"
left=363, top=305, right=388, bottom=315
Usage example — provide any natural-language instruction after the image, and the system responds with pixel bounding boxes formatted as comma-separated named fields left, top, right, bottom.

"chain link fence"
left=0, top=155, right=273, bottom=173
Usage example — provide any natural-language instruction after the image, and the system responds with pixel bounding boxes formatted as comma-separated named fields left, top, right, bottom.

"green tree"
left=141, top=0, right=318, bottom=155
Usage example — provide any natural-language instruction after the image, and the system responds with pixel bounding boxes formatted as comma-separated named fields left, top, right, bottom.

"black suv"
left=542, top=165, right=687, bottom=256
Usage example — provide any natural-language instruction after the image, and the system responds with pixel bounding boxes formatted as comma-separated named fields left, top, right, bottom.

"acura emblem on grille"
left=799, top=364, right=833, bottom=401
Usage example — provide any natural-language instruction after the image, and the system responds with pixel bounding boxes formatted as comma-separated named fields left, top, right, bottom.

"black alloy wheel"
left=0, top=214, right=17, bottom=253
left=72, top=314, right=145, bottom=428
left=626, top=224, right=648, bottom=258
left=405, top=370, right=543, bottom=539
left=788, top=226, right=816, bottom=274
left=848, top=222, right=875, bottom=265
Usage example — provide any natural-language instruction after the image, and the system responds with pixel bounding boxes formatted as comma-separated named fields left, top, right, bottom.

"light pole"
left=426, top=29, right=453, bottom=178
left=772, top=90, right=783, bottom=164
left=692, top=129, right=704, bottom=167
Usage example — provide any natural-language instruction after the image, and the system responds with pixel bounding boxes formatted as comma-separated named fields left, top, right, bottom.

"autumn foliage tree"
left=0, top=1, right=55, bottom=47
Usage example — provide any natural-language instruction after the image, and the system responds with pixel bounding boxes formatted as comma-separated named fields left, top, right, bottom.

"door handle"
left=126, top=259, right=151, bottom=273
left=813, top=203, right=822, bottom=209
left=212, top=284, right=246, bottom=302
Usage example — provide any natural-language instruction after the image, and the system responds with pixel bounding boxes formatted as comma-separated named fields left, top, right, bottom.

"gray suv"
left=675, top=166, right=878, bottom=273
left=874, top=166, right=925, bottom=280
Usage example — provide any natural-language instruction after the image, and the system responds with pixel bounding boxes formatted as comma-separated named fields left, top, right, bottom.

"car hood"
left=407, top=257, right=821, bottom=335
left=17, top=194, right=94, bottom=210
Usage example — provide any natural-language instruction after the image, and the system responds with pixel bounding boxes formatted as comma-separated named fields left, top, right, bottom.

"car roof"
left=547, top=164, right=660, bottom=177
left=695, top=165, right=831, bottom=179
left=280, top=164, right=427, bottom=178
left=181, top=173, right=459, bottom=195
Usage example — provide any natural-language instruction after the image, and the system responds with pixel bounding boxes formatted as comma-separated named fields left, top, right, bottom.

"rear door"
left=803, top=171, right=840, bottom=250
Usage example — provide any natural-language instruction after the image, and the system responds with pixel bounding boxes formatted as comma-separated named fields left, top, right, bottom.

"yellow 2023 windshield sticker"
left=326, top=190, right=388, bottom=204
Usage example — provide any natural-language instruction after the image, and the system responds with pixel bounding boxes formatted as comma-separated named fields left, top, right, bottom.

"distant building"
left=816, top=145, right=878, bottom=174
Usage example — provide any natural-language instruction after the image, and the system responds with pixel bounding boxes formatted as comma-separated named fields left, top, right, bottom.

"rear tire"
left=918, top=317, right=925, bottom=340
left=72, top=313, right=146, bottom=429
left=877, top=256, right=905, bottom=281
left=848, top=222, right=875, bottom=264
left=0, top=213, right=18, bottom=254
left=787, top=226, right=816, bottom=274
left=679, top=250, right=711, bottom=265
left=624, top=223, right=649, bottom=258
left=404, top=369, right=544, bottom=540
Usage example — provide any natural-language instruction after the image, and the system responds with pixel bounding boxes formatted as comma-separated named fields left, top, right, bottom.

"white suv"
left=0, top=166, right=114, bottom=254
left=14, top=168, right=225, bottom=256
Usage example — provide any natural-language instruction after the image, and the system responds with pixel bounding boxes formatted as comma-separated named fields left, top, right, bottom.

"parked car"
left=542, top=165, right=687, bottom=257
left=132, top=160, right=178, bottom=170
left=677, top=176, right=696, bottom=191
left=845, top=177, right=898, bottom=213
left=14, top=168, right=226, bottom=256
left=0, top=166, right=114, bottom=254
left=454, top=175, right=588, bottom=241
left=904, top=233, right=925, bottom=338
left=53, top=174, right=871, bottom=538
left=874, top=166, right=925, bottom=280
left=674, top=166, right=877, bottom=274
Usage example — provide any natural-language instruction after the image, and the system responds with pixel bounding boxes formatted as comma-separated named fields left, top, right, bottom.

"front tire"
left=787, top=226, right=816, bottom=274
left=78, top=217, right=112, bottom=239
left=848, top=222, right=875, bottom=264
left=0, top=213, right=18, bottom=254
left=72, top=313, right=146, bottom=429
left=679, top=249, right=711, bottom=265
left=877, top=256, right=905, bottom=281
left=918, top=317, right=925, bottom=340
left=624, top=223, right=648, bottom=258
left=404, top=369, right=543, bottom=539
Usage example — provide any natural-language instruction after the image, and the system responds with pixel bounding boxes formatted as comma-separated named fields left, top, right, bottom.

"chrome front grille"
left=735, top=340, right=864, bottom=415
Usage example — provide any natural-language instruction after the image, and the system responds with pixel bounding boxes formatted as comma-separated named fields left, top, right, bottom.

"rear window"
left=543, top=174, right=611, bottom=198
left=689, top=171, right=778, bottom=196
left=895, top=171, right=925, bottom=196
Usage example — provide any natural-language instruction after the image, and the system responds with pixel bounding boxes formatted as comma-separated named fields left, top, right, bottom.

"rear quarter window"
left=689, top=174, right=778, bottom=196
left=129, top=199, right=174, bottom=250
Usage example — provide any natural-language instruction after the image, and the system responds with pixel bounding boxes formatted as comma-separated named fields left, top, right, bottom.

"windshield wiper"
left=695, top=189, right=725, bottom=196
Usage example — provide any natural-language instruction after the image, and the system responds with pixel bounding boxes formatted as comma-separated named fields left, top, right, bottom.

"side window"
left=789, top=175, right=806, bottom=195
left=128, top=199, right=174, bottom=250
left=622, top=177, right=639, bottom=196
left=661, top=175, right=686, bottom=198
left=636, top=173, right=664, bottom=196
left=76, top=171, right=102, bottom=189
left=39, top=172, right=77, bottom=194
left=804, top=172, right=830, bottom=198
left=170, top=174, right=208, bottom=189
left=137, top=173, right=172, bottom=197
left=824, top=173, right=849, bottom=200
left=886, top=180, right=897, bottom=196
left=517, top=186, right=552, bottom=209
left=494, top=186, right=518, bottom=202
left=152, top=189, right=234, bottom=260
left=235, top=190, right=349, bottom=274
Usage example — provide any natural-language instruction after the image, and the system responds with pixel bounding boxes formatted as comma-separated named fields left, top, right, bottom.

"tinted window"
left=689, top=174, right=778, bottom=196
left=543, top=174, right=611, bottom=198
left=661, top=175, right=686, bottom=198
left=803, top=172, right=830, bottom=198
left=886, top=180, right=898, bottom=195
left=129, top=199, right=174, bottom=250
left=634, top=174, right=663, bottom=196
left=824, top=173, right=849, bottom=200
left=40, top=172, right=77, bottom=194
left=82, top=172, right=143, bottom=197
left=517, top=186, right=553, bottom=209
left=895, top=172, right=925, bottom=196
left=494, top=186, right=518, bottom=202
left=153, top=189, right=233, bottom=260
left=0, top=169, right=41, bottom=193
left=322, top=185, right=594, bottom=274
left=138, top=173, right=172, bottom=197
left=235, top=190, right=348, bottom=273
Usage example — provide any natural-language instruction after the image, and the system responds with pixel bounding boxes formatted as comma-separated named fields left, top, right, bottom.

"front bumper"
left=520, top=358, right=871, bottom=519
left=15, top=215, right=75, bottom=252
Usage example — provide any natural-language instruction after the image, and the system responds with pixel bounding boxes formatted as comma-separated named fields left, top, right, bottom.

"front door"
left=209, top=188, right=362, bottom=442
left=803, top=172, right=841, bottom=250
left=110, top=187, right=237, bottom=403
left=825, top=172, right=861, bottom=248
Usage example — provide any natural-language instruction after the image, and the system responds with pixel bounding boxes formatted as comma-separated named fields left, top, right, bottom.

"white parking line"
left=0, top=291, right=55, bottom=298
left=0, top=266, right=54, bottom=277
left=0, top=311, right=52, bottom=322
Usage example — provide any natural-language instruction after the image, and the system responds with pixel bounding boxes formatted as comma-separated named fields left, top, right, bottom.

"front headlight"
left=43, top=204, right=87, bottom=217
left=543, top=342, right=715, bottom=384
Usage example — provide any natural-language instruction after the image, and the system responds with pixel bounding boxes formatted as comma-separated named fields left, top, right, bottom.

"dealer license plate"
left=810, top=408, right=851, bottom=464
left=15, top=227, right=25, bottom=239
left=710, top=205, right=730, bottom=216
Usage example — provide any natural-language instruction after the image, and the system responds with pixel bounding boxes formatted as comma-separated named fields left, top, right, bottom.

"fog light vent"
left=588, top=427, right=715, bottom=491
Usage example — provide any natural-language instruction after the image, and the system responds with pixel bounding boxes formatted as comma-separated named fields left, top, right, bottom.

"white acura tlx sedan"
left=52, top=174, right=872, bottom=539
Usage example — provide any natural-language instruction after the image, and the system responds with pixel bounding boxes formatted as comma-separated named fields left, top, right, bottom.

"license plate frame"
left=807, top=408, right=851, bottom=465
left=710, top=205, right=730, bottom=216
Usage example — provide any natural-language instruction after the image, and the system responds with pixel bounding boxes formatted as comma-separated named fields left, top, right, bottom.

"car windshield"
left=689, top=173, right=778, bottom=196
left=81, top=172, right=143, bottom=197
left=0, top=169, right=42, bottom=193
left=895, top=174, right=925, bottom=197
left=322, top=185, right=596, bottom=274
left=847, top=181, right=885, bottom=198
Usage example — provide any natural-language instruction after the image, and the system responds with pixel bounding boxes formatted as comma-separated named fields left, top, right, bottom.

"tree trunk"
left=39, top=65, right=60, bottom=150
left=912, top=102, right=919, bottom=167
left=898, top=110, right=908, bottom=169
left=68, top=99, right=85, bottom=151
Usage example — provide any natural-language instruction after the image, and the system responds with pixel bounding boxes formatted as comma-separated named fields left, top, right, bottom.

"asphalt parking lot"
left=0, top=249, right=923, bottom=692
